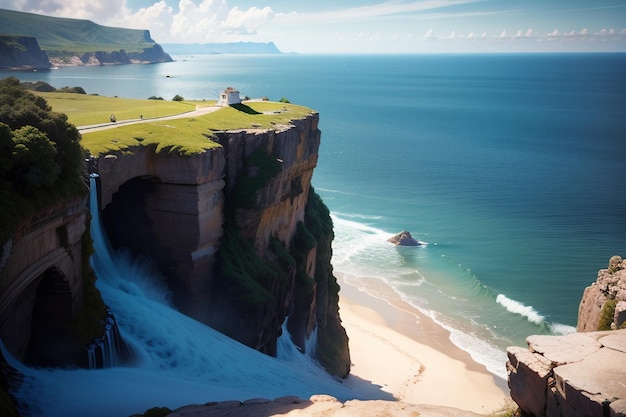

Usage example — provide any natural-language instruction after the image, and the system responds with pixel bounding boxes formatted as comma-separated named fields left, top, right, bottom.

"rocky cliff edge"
left=507, top=255, right=626, bottom=417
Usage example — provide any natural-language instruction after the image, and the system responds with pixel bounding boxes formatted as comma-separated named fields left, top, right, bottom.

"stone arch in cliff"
left=24, top=267, right=75, bottom=367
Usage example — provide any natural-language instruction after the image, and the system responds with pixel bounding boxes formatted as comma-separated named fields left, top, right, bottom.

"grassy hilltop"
left=0, top=8, right=156, bottom=54
left=38, top=92, right=315, bottom=156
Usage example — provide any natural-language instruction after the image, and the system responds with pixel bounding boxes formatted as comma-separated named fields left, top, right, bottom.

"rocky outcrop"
left=133, top=395, right=485, bottom=417
left=508, top=256, right=626, bottom=417
left=507, top=330, right=626, bottom=417
left=387, top=230, right=426, bottom=246
left=578, top=255, right=626, bottom=332
left=49, top=44, right=173, bottom=66
left=0, top=35, right=50, bottom=70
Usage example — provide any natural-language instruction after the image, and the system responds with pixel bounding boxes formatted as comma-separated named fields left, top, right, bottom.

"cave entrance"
left=101, top=176, right=185, bottom=307
left=25, top=268, right=76, bottom=367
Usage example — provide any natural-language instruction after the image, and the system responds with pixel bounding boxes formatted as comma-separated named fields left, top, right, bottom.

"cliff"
left=0, top=192, right=110, bottom=367
left=578, top=255, right=626, bottom=332
left=50, top=43, right=172, bottom=66
left=93, top=113, right=350, bottom=377
left=0, top=9, right=172, bottom=67
left=507, top=255, right=626, bottom=417
left=0, top=35, right=50, bottom=70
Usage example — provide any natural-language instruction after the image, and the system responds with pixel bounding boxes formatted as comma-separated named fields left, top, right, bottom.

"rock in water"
left=387, top=231, right=424, bottom=246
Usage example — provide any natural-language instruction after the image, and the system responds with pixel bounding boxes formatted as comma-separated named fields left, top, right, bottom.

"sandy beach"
left=337, top=275, right=512, bottom=414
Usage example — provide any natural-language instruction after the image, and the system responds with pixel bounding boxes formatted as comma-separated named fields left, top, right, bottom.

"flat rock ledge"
left=507, top=329, right=626, bottom=417
left=134, top=395, right=486, bottom=417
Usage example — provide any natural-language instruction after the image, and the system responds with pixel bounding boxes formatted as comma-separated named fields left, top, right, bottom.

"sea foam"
left=496, top=294, right=545, bottom=325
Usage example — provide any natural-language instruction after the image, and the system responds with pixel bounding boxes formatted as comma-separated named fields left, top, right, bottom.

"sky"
left=2, top=0, right=626, bottom=53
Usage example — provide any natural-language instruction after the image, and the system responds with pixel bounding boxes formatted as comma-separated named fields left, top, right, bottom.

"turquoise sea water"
left=6, top=53, right=625, bottom=378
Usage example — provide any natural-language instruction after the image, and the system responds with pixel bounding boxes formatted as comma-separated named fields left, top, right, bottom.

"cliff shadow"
left=230, top=103, right=261, bottom=114
left=342, top=374, right=397, bottom=401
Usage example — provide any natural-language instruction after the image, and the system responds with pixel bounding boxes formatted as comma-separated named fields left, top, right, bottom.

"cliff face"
left=0, top=193, right=105, bottom=366
left=0, top=36, right=51, bottom=70
left=507, top=255, right=626, bottom=417
left=578, top=255, right=626, bottom=332
left=50, top=44, right=173, bottom=66
left=97, top=143, right=225, bottom=319
left=95, top=114, right=350, bottom=377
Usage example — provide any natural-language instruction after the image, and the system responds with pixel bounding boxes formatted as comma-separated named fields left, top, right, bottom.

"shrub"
left=11, top=125, right=61, bottom=188
left=279, top=97, right=290, bottom=103
left=598, top=299, right=617, bottom=331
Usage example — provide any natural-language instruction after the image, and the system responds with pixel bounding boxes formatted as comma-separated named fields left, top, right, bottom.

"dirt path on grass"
left=78, top=105, right=222, bottom=134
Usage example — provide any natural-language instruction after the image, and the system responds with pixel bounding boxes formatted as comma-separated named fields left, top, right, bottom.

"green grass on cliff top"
left=38, top=93, right=198, bottom=126
left=39, top=93, right=315, bottom=156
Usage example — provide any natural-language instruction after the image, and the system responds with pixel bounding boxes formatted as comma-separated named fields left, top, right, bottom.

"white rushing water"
left=3, top=176, right=357, bottom=417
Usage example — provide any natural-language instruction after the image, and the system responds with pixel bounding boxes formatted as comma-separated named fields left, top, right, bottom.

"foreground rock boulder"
left=507, top=328, right=626, bottom=416
left=134, top=395, right=486, bottom=417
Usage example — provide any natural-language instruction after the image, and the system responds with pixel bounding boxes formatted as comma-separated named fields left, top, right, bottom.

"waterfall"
left=85, top=174, right=125, bottom=370
left=2, top=176, right=357, bottom=417
left=86, top=307, right=124, bottom=369
left=305, top=325, right=318, bottom=358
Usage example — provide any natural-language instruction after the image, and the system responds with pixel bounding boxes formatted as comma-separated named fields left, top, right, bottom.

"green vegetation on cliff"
left=232, top=149, right=282, bottom=208
left=38, top=92, right=197, bottom=127
left=42, top=92, right=315, bottom=156
left=0, top=77, right=86, bottom=242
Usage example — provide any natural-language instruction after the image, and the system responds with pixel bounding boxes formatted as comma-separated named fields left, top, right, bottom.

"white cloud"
left=6, top=0, right=126, bottom=21
left=424, top=28, right=434, bottom=40
left=222, top=6, right=274, bottom=34
left=274, top=0, right=481, bottom=24
left=4, top=0, right=275, bottom=43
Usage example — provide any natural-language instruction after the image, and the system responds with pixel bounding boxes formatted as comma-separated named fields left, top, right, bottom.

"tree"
left=0, top=77, right=83, bottom=183
left=11, top=125, right=60, bottom=188
left=172, top=94, right=184, bottom=102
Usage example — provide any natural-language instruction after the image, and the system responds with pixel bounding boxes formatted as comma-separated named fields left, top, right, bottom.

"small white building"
left=217, top=87, right=241, bottom=106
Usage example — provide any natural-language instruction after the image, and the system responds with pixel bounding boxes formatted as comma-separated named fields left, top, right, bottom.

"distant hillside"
left=0, top=35, right=51, bottom=70
left=0, top=8, right=172, bottom=66
left=163, top=42, right=283, bottom=55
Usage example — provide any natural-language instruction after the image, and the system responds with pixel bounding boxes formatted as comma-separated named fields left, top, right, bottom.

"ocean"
left=5, top=53, right=626, bottom=379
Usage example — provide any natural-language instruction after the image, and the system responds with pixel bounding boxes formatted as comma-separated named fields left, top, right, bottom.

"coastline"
left=337, top=273, right=512, bottom=414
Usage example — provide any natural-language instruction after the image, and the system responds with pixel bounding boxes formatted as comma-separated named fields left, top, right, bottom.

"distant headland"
left=0, top=8, right=282, bottom=71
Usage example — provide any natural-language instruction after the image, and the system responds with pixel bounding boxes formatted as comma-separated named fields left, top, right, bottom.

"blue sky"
left=2, top=0, right=626, bottom=53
